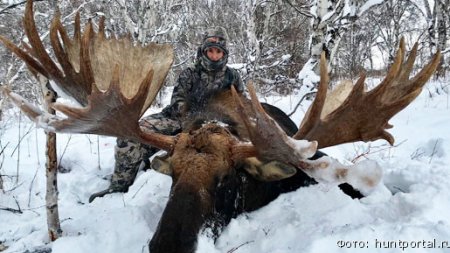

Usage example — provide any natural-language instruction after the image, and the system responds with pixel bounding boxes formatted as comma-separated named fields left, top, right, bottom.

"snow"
left=287, top=138, right=317, bottom=159
left=358, top=0, right=385, bottom=15
left=281, top=54, right=292, bottom=61
left=300, top=155, right=383, bottom=196
left=1, top=0, right=21, bottom=4
left=1, top=79, right=450, bottom=253
left=297, top=58, right=320, bottom=88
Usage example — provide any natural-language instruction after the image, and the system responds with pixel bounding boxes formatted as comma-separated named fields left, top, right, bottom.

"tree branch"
left=282, top=0, right=314, bottom=18
left=0, top=0, right=45, bottom=15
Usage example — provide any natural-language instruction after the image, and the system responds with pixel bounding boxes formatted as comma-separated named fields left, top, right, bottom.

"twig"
left=428, top=139, right=440, bottom=164
left=410, top=148, right=425, bottom=160
left=131, top=179, right=149, bottom=199
left=0, top=174, right=3, bottom=193
left=57, top=135, right=72, bottom=170
left=227, top=241, right=254, bottom=253
left=0, top=142, right=8, bottom=156
left=85, top=135, right=94, bottom=154
left=0, top=204, right=46, bottom=215
left=15, top=110, right=21, bottom=184
left=4, top=181, right=24, bottom=192
left=282, top=0, right=313, bottom=18
left=0, top=141, right=4, bottom=191
left=35, top=128, right=40, bottom=165
left=0, top=0, right=45, bottom=15
left=10, top=123, right=34, bottom=157
left=172, top=52, right=196, bottom=68
left=287, top=91, right=316, bottom=116
left=97, top=135, right=101, bottom=170
left=0, top=206, right=23, bottom=214
left=28, top=166, right=39, bottom=208
left=0, top=196, right=23, bottom=214
left=351, top=140, right=406, bottom=163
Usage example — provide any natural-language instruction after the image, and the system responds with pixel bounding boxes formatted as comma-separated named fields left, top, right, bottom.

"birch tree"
left=45, top=0, right=62, bottom=241
left=406, top=0, right=448, bottom=76
left=435, top=0, right=448, bottom=77
left=40, top=76, right=61, bottom=241
left=297, top=0, right=386, bottom=87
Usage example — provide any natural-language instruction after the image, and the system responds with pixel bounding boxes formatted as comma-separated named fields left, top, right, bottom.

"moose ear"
left=243, top=157, right=297, bottom=182
left=151, top=155, right=173, bottom=176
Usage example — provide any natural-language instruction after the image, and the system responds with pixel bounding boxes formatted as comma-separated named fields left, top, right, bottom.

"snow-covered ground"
left=1, top=80, right=449, bottom=253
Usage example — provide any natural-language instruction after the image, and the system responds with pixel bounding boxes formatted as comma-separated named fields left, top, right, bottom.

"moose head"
left=0, top=1, right=441, bottom=252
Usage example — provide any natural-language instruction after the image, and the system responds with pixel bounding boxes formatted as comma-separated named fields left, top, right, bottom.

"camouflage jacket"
left=163, top=62, right=244, bottom=118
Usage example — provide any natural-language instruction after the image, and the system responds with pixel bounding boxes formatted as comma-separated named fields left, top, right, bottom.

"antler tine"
left=386, top=50, right=442, bottom=112
left=407, top=50, right=441, bottom=90
left=23, top=0, right=64, bottom=81
left=231, top=83, right=254, bottom=139
left=50, top=13, right=92, bottom=104
left=0, top=35, right=45, bottom=77
left=366, top=38, right=405, bottom=99
left=1, top=87, right=42, bottom=119
left=79, top=20, right=96, bottom=94
left=98, top=15, right=106, bottom=38
left=293, top=39, right=441, bottom=148
left=295, top=52, right=329, bottom=139
left=398, top=41, right=418, bottom=82
left=231, top=83, right=317, bottom=164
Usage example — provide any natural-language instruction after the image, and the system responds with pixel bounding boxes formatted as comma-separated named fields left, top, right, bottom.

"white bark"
left=299, top=0, right=385, bottom=86
left=436, top=0, right=447, bottom=76
left=40, top=76, right=62, bottom=241
left=244, top=0, right=260, bottom=78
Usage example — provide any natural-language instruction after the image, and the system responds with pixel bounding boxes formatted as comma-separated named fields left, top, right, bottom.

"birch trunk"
left=436, top=0, right=447, bottom=77
left=244, top=0, right=260, bottom=79
left=422, top=0, right=436, bottom=53
left=299, top=0, right=385, bottom=87
left=41, top=1, right=62, bottom=240
left=40, top=76, right=62, bottom=241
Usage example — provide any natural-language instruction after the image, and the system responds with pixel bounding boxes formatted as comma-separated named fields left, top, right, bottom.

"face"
left=205, top=47, right=224, bottom=62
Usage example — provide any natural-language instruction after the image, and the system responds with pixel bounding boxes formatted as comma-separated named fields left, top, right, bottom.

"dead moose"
left=0, top=1, right=441, bottom=252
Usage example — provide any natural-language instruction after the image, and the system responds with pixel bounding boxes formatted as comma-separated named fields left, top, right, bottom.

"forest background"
left=0, top=0, right=448, bottom=104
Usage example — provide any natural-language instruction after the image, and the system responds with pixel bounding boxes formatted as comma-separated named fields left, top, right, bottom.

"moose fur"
left=149, top=92, right=360, bottom=253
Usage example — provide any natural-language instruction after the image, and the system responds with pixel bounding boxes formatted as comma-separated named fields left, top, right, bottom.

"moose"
left=0, top=1, right=441, bottom=252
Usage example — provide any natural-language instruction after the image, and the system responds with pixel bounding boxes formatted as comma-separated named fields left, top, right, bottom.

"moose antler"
left=232, top=40, right=440, bottom=159
left=0, top=0, right=175, bottom=151
left=230, top=82, right=383, bottom=194
left=296, top=39, right=441, bottom=148
left=231, top=41, right=440, bottom=192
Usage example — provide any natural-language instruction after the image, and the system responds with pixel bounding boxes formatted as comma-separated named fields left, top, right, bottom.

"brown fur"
left=171, top=124, right=235, bottom=188
left=149, top=123, right=239, bottom=253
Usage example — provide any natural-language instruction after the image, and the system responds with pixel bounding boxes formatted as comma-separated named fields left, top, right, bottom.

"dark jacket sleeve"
left=228, top=67, right=244, bottom=93
left=163, top=68, right=194, bottom=118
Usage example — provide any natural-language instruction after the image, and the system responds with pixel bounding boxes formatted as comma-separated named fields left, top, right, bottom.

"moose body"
left=149, top=94, right=319, bottom=253
left=149, top=90, right=366, bottom=252
left=0, top=1, right=441, bottom=253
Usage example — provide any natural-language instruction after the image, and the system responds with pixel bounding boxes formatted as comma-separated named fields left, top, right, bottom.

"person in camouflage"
left=89, top=27, right=244, bottom=202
